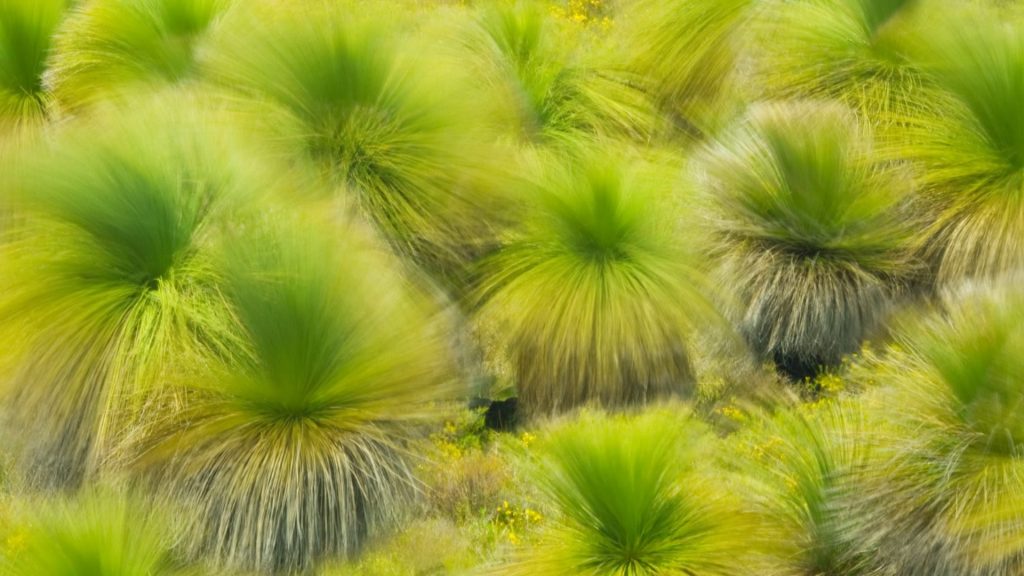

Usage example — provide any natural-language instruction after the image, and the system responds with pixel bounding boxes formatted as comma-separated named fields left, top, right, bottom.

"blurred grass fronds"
left=614, top=0, right=752, bottom=138
left=750, top=0, right=924, bottom=129
left=203, top=2, right=506, bottom=291
left=0, top=0, right=68, bottom=130
left=502, top=408, right=750, bottom=575
left=1, top=490, right=176, bottom=576
left=698, top=101, right=919, bottom=379
left=124, top=215, right=456, bottom=573
left=853, top=280, right=1024, bottom=574
left=476, top=146, right=715, bottom=417
left=0, top=96, right=252, bottom=489
left=892, top=7, right=1024, bottom=287
left=46, top=0, right=232, bottom=111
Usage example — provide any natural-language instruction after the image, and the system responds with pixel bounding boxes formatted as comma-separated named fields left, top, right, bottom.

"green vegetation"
left=0, top=0, right=1023, bottom=574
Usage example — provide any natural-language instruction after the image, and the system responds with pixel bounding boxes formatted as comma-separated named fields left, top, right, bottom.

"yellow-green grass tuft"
left=476, top=147, right=713, bottom=417
left=125, top=216, right=456, bottom=574
left=697, top=101, right=919, bottom=379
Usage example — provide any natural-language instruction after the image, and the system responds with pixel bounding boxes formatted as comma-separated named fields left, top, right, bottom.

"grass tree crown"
left=698, top=101, right=917, bottom=378
left=895, top=8, right=1024, bottom=286
left=47, top=0, right=232, bottom=110
left=476, top=147, right=713, bottom=417
left=125, top=216, right=455, bottom=574
left=505, top=409, right=748, bottom=575
left=203, top=2, right=501, bottom=289
left=0, top=0, right=68, bottom=129
left=854, top=281, right=1024, bottom=574
left=0, top=97, right=250, bottom=489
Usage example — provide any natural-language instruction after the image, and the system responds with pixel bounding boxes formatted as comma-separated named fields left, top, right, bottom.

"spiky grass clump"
left=46, top=0, right=231, bottom=110
left=751, top=0, right=923, bottom=126
left=203, top=3, right=501, bottom=287
left=894, top=9, right=1024, bottom=286
left=126, top=218, right=454, bottom=574
left=614, top=0, right=751, bottom=137
left=0, top=0, right=68, bottom=130
left=853, top=283, right=1024, bottom=575
left=698, top=102, right=917, bottom=379
left=735, top=402, right=880, bottom=575
left=476, top=148, right=711, bottom=417
left=2, top=491, right=175, bottom=576
left=460, top=0, right=655, bottom=146
left=504, top=408, right=748, bottom=575
left=0, top=100, right=247, bottom=489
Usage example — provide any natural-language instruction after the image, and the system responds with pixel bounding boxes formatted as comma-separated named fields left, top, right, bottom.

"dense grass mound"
left=896, top=8, right=1024, bottom=287
left=460, top=0, right=655, bottom=146
left=699, top=101, right=917, bottom=379
left=476, top=148, right=710, bottom=417
left=47, top=0, right=231, bottom=110
left=1, top=491, right=175, bottom=576
left=204, top=2, right=499, bottom=288
left=0, top=0, right=67, bottom=130
left=752, top=0, right=923, bottom=125
left=856, top=283, right=1024, bottom=574
left=506, top=409, right=747, bottom=575
left=0, top=101, right=248, bottom=489
left=125, top=217, right=454, bottom=574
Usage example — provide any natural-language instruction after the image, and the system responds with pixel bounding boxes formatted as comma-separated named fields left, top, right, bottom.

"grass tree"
left=475, top=147, right=712, bottom=418
left=202, top=2, right=502, bottom=291
left=0, top=0, right=69, bottom=130
left=47, top=0, right=232, bottom=110
left=614, top=0, right=751, bottom=138
left=750, top=0, right=924, bottom=127
left=504, top=408, right=748, bottom=575
left=1, top=490, right=176, bottom=576
left=457, top=0, right=656, bottom=146
left=0, top=98, right=248, bottom=489
left=734, top=401, right=881, bottom=575
left=124, top=216, right=455, bottom=574
left=852, top=282, right=1024, bottom=575
left=894, top=9, right=1024, bottom=287
left=698, top=101, right=918, bottom=381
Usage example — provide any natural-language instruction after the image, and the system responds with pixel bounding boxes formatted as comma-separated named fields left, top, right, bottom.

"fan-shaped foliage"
left=47, top=0, right=231, bottom=110
left=751, top=0, right=923, bottom=125
left=1, top=490, right=175, bottom=576
left=895, top=9, right=1024, bottom=286
left=698, top=102, right=917, bottom=379
left=854, top=283, right=1024, bottom=575
left=0, top=0, right=68, bottom=129
left=735, top=401, right=879, bottom=575
left=459, top=0, right=655, bottom=145
left=126, top=217, right=454, bottom=574
left=0, top=99, right=247, bottom=489
left=203, top=3, right=501, bottom=288
left=476, top=148, right=712, bottom=417
left=615, top=0, right=751, bottom=136
left=504, top=408, right=748, bottom=575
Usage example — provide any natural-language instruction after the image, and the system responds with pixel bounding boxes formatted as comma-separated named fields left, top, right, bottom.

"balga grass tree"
left=475, top=147, right=713, bottom=418
left=0, top=97, right=249, bottom=489
left=895, top=8, right=1024, bottom=287
left=504, top=408, right=749, bottom=575
left=854, top=282, right=1024, bottom=575
left=750, top=0, right=924, bottom=128
left=46, top=0, right=232, bottom=111
left=1, top=490, right=176, bottom=576
left=614, top=0, right=752, bottom=139
left=124, top=216, right=455, bottom=574
left=698, top=101, right=918, bottom=380
left=734, top=401, right=880, bottom=575
left=0, top=0, right=68, bottom=131
left=202, top=2, right=503, bottom=292
left=457, top=0, right=656, bottom=147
